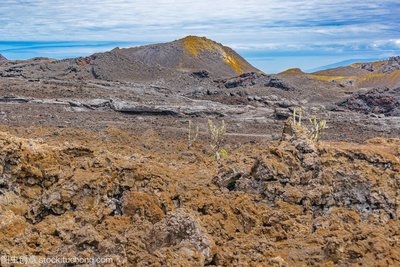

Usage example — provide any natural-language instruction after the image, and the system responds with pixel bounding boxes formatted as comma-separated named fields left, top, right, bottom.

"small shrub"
left=309, top=116, right=327, bottom=142
left=207, top=119, right=227, bottom=160
left=293, top=107, right=303, bottom=127
left=218, top=148, right=229, bottom=159
left=292, top=107, right=327, bottom=143
left=187, top=120, right=199, bottom=148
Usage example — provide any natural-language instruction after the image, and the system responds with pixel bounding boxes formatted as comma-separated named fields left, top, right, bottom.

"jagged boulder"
left=214, top=118, right=320, bottom=197
left=214, top=118, right=399, bottom=220
left=146, top=210, right=216, bottom=265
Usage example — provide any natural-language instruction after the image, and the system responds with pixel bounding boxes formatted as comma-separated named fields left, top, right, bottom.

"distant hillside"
left=309, top=56, right=400, bottom=89
left=102, top=36, right=261, bottom=79
left=0, top=36, right=261, bottom=82
left=307, top=58, right=381, bottom=73
left=0, top=54, right=7, bottom=61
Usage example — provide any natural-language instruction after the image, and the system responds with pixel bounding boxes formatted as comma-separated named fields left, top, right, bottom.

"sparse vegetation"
left=293, top=107, right=303, bottom=127
left=217, top=148, right=229, bottom=159
left=293, top=107, right=327, bottom=142
left=309, top=115, right=327, bottom=142
left=187, top=120, right=199, bottom=148
left=207, top=119, right=227, bottom=160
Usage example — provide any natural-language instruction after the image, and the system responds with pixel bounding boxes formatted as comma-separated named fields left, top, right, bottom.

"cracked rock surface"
left=0, top=122, right=399, bottom=266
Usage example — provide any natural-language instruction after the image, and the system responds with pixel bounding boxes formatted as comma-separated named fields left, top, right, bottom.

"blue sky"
left=1, top=0, right=400, bottom=73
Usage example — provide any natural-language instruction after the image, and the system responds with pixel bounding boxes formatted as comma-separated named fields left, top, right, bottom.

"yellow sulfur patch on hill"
left=181, top=35, right=246, bottom=74
left=182, top=36, right=220, bottom=57
left=223, top=54, right=243, bottom=74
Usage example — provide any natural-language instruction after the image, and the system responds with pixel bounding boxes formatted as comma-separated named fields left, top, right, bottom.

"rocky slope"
left=338, top=87, right=400, bottom=116
left=0, top=119, right=399, bottom=266
left=110, top=36, right=260, bottom=78
left=0, top=36, right=400, bottom=266
left=0, top=36, right=260, bottom=82
left=311, top=56, right=400, bottom=89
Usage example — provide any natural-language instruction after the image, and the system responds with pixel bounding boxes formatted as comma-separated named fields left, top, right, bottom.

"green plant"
left=309, top=116, right=327, bottom=142
left=187, top=120, right=199, bottom=147
left=207, top=119, right=227, bottom=160
left=218, top=148, right=229, bottom=159
left=293, top=107, right=302, bottom=127
left=291, top=107, right=327, bottom=143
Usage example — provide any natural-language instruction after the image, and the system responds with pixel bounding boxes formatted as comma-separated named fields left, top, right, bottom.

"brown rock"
left=121, top=191, right=164, bottom=223
left=0, top=210, right=27, bottom=240
left=146, top=210, right=216, bottom=264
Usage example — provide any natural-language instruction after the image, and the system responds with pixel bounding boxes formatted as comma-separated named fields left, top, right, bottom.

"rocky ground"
left=0, top=37, right=400, bottom=266
left=0, top=119, right=399, bottom=266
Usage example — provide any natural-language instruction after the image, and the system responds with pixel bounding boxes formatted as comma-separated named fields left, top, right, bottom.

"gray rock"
left=0, top=96, right=30, bottom=103
left=68, top=101, right=83, bottom=107
left=275, top=108, right=291, bottom=120
left=110, top=100, right=179, bottom=116
left=265, top=77, right=293, bottom=91
left=84, top=99, right=111, bottom=109
left=278, top=100, right=294, bottom=108
left=269, top=95, right=279, bottom=101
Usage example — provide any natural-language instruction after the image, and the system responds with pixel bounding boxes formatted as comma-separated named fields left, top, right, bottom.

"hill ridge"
left=309, top=56, right=400, bottom=88
left=105, top=35, right=261, bottom=79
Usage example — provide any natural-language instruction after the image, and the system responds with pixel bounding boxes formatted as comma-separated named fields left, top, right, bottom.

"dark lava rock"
left=0, top=96, right=30, bottom=103
left=191, top=70, right=210, bottom=78
left=216, top=72, right=293, bottom=91
left=274, top=108, right=292, bottom=120
left=264, top=76, right=293, bottom=91
left=338, top=87, right=400, bottom=116
left=218, top=72, right=261, bottom=88
left=214, top=118, right=399, bottom=220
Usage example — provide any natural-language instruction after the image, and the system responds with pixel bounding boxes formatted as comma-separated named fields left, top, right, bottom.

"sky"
left=1, top=0, right=400, bottom=73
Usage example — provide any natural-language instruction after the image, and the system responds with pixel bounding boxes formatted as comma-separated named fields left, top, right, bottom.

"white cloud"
left=1, top=0, right=399, bottom=72
left=1, top=0, right=398, bottom=42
